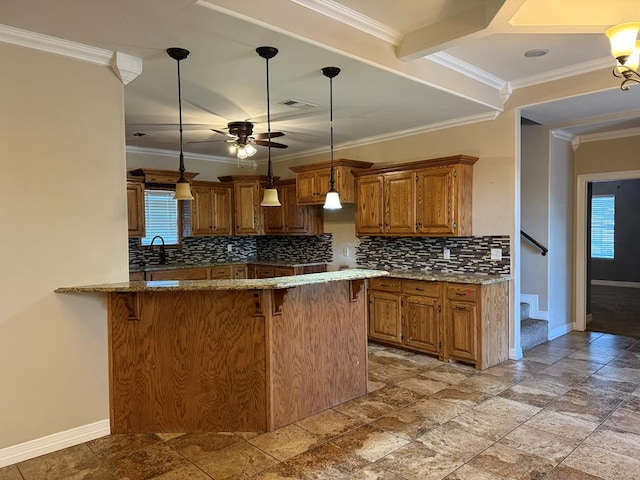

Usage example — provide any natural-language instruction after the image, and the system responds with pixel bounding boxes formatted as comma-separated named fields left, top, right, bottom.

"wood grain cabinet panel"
left=416, top=167, right=456, bottom=235
left=127, top=179, right=145, bottom=238
left=445, top=300, right=477, bottom=361
left=384, top=172, right=416, bottom=234
left=263, top=181, right=323, bottom=235
left=355, top=175, right=384, bottom=235
left=189, top=183, right=233, bottom=236
left=403, top=295, right=440, bottom=355
left=369, top=291, right=402, bottom=345
left=147, top=268, right=210, bottom=281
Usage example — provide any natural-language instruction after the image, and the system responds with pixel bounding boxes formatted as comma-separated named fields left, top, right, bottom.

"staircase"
left=520, top=301, right=548, bottom=351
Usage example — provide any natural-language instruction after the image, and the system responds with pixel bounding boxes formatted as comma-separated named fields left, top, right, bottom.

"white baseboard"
left=520, top=294, right=549, bottom=321
left=509, top=347, right=523, bottom=360
left=0, top=419, right=110, bottom=468
left=549, top=322, right=575, bottom=340
left=591, top=280, right=640, bottom=289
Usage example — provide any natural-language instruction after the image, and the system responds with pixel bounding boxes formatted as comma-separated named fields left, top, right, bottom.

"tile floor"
left=2, top=331, right=640, bottom=479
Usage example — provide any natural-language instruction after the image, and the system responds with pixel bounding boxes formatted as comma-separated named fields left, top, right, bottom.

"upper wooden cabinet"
left=354, top=155, right=478, bottom=237
left=218, top=175, right=275, bottom=235
left=264, top=179, right=323, bottom=235
left=289, top=159, right=373, bottom=205
left=126, top=178, right=145, bottom=238
left=189, top=182, right=233, bottom=236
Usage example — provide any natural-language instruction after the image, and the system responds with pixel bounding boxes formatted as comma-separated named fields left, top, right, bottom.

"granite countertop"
left=56, top=269, right=389, bottom=293
left=131, top=261, right=328, bottom=273
left=383, top=270, right=512, bottom=285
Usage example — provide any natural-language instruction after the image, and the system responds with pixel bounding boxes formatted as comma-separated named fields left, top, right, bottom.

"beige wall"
left=575, top=135, right=640, bottom=175
left=0, top=44, right=127, bottom=450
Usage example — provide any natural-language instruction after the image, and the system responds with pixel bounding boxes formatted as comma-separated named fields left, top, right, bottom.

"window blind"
left=591, top=194, right=615, bottom=259
left=141, top=190, right=179, bottom=246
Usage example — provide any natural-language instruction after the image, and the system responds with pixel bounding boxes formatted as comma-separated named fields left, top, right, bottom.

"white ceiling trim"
left=126, top=145, right=254, bottom=167
left=510, top=56, right=613, bottom=90
left=267, top=110, right=500, bottom=164
left=551, top=129, right=576, bottom=142
left=110, top=52, right=143, bottom=85
left=288, top=0, right=403, bottom=45
left=0, top=23, right=113, bottom=65
left=578, top=126, right=640, bottom=145
left=427, top=52, right=508, bottom=90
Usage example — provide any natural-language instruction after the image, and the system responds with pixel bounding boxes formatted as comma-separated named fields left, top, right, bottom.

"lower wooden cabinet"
left=147, top=267, right=210, bottom=281
left=368, top=277, right=508, bottom=370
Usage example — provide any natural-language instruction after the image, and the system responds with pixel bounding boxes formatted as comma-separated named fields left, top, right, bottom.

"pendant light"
left=322, top=66, right=342, bottom=210
left=257, top=46, right=281, bottom=207
left=167, top=47, right=194, bottom=201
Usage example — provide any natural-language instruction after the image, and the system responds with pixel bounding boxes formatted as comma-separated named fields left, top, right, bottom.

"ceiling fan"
left=190, top=120, right=288, bottom=164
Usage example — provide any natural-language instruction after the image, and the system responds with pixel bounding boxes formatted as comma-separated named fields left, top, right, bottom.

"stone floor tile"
left=526, top=344, right=578, bottom=358
left=567, top=349, right=619, bottom=365
left=406, top=397, right=470, bottom=424
left=154, top=433, right=186, bottom=442
left=456, top=375, right=513, bottom=395
left=18, top=444, right=114, bottom=480
left=368, top=365, right=419, bottom=385
left=248, top=424, right=323, bottom=461
left=524, top=410, right=599, bottom=443
left=562, top=443, right=640, bottom=480
left=585, top=425, right=640, bottom=461
left=166, top=432, right=242, bottom=462
left=449, top=409, right=523, bottom=441
left=473, top=396, right=541, bottom=423
left=479, top=366, right=532, bottom=383
left=367, top=378, right=387, bottom=392
left=368, top=406, right=440, bottom=440
left=467, top=443, right=555, bottom=480
left=498, top=358, right=550, bottom=374
left=397, top=374, right=451, bottom=396
left=420, top=364, right=477, bottom=385
left=250, top=462, right=307, bottom=480
left=0, top=465, right=25, bottom=480
left=148, top=463, right=213, bottom=479
left=604, top=396, right=640, bottom=435
left=429, top=385, right=493, bottom=408
left=330, top=424, right=409, bottom=462
left=444, top=464, right=509, bottom=479
left=544, top=389, right=626, bottom=423
left=543, top=465, right=605, bottom=479
left=498, top=425, right=579, bottom=464
left=416, top=422, right=493, bottom=462
left=573, top=373, right=638, bottom=395
left=103, top=443, right=190, bottom=480
left=366, top=385, right=424, bottom=408
left=295, top=408, right=362, bottom=441
left=515, top=376, right=573, bottom=396
left=376, top=442, right=464, bottom=480
left=333, top=395, right=397, bottom=422
left=195, top=442, right=278, bottom=479
left=345, top=464, right=406, bottom=479
left=284, top=443, right=369, bottom=480
left=87, top=433, right=162, bottom=461
left=498, top=384, right=561, bottom=408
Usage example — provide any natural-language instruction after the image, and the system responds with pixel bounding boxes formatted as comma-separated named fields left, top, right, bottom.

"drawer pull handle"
left=379, top=283, right=389, bottom=287
left=455, top=292, right=467, bottom=296
left=415, top=288, right=425, bottom=292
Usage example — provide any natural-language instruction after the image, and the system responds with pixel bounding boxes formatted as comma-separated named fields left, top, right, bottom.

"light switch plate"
left=490, top=248, right=502, bottom=260
left=443, top=248, right=451, bottom=260
left=227, top=244, right=233, bottom=252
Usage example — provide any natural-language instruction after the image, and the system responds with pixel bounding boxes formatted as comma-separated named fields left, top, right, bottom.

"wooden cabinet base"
left=108, top=280, right=367, bottom=433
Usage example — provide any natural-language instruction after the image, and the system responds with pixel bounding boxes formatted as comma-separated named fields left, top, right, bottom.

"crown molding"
left=551, top=129, right=576, bottom=142
left=126, top=145, right=255, bottom=167
left=266, top=111, right=500, bottom=164
left=0, top=24, right=142, bottom=84
left=288, top=0, right=402, bottom=45
left=578, top=126, right=640, bottom=145
left=511, top=57, right=613, bottom=90
left=427, top=52, right=508, bottom=91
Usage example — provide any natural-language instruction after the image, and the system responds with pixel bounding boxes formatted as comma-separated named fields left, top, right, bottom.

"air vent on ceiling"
left=280, top=99, right=318, bottom=110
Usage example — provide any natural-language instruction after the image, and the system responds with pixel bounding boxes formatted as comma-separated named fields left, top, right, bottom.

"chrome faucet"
left=149, top=235, right=167, bottom=264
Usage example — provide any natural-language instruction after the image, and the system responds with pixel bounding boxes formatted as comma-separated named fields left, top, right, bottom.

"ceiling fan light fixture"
left=167, top=47, right=194, bottom=201
left=257, top=46, right=281, bottom=207
left=605, top=22, right=640, bottom=90
left=245, top=143, right=257, bottom=157
left=321, top=66, right=342, bottom=210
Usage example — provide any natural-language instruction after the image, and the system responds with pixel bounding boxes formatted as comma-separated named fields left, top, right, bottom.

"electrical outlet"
left=443, top=248, right=451, bottom=260
left=490, top=248, right=502, bottom=260
left=227, top=244, right=233, bottom=253
left=344, top=247, right=351, bottom=257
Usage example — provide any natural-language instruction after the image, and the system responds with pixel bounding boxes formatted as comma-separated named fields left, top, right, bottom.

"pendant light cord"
left=329, top=74, right=335, bottom=189
left=266, top=55, right=273, bottom=187
left=177, top=57, right=185, bottom=178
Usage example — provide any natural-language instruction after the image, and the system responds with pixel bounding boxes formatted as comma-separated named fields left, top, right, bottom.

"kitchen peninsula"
left=57, top=269, right=387, bottom=434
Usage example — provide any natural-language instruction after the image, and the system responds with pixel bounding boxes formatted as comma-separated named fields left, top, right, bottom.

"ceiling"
left=1, top=0, right=639, bottom=163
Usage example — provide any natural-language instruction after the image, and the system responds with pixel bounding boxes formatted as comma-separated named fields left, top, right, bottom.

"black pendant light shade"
left=322, top=66, right=342, bottom=210
left=167, top=47, right=193, bottom=201
left=258, top=46, right=281, bottom=207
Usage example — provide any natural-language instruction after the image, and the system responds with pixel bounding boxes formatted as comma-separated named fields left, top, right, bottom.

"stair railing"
left=520, top=230, right=548, bottom=256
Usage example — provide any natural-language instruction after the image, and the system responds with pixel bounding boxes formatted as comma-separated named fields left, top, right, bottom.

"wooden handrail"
left=520, top=230, right=548, bottom=256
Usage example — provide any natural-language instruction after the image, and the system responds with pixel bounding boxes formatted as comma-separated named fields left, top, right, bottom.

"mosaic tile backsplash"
left=129, top=234, right=333, bottom=268
left=356, top=236, right=511, bottom=275
left=256, top=235, right=333, bottom=263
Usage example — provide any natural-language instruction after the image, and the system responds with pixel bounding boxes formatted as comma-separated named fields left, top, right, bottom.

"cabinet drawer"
left=402, top=280, right=440, bottom=297
left=446, top=285, right=478, bottom=302
left=255, top=266, right=275, bottom=279
left=210, top=265, right=232, bottom=279
left=273, top=267, right=295, bottom=277
left=148, top=268, right=209, bottom=281
left=369, top=277, right=402, bottom=293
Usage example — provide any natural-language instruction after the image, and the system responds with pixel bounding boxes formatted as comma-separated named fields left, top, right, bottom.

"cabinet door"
left=282, top=185, right=309, bottom=234
left=212, top=187, right=233, bottom=235
left=232, top=265, right=248, bottom=279
left=191, top=186, right=214, bottom=235
left=316, top=169, right=333, bottom=203
left=255, top=266, right=275, bottom=278
left=445, top=300, right=477, bottom=361
left=148, top=268, right=209, bottom=281
left=384, top=172, right=416, bottom=234
left=210, top=265, right=232, bottom=279
left=369, top=291, right=402, bottom=344
left=296, top=171, right=318, bottom=204
left=403, top=296, right=440, bottom=355
left=234, top=181, right=262, bottom=235
left=127, top=181, right=145, bottom=237
left=263, top=187, right=285, bottom=234
left=355, top=175, right=384, bottom=235
left=273, top=267, right=295, bottom=277
left=416, top=167, right=456, bottom=235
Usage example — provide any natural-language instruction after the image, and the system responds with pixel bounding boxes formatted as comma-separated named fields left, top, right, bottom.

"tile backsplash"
left=129, top=234, right=333, bottom=268
left=356, top=236, right=510, bottom=275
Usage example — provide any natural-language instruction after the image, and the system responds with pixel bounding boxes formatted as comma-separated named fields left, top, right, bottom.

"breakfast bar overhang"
left=57, top=269, right=388, bottom=433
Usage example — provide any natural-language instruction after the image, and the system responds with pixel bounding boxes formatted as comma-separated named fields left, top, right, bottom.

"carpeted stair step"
left=520, top=302, right=530, bottom=322
left=521, top=318, right=548, bottom=351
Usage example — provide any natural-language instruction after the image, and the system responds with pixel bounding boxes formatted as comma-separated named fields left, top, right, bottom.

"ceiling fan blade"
left=211, top=128, right=232, bottom=136
left=186, top=139, right=229, bottom=144
left=254, top=131, right=285, bottom=140
left=254, top=140, right=288, bottom=149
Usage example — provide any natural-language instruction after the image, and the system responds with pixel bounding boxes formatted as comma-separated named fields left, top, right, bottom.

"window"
left=591, top=194, right=615, bottom=259
left=141, top=190, right=180, bottom=246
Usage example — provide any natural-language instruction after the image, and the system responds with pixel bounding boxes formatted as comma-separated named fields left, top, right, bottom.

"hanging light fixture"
left=166, top=47, right=194, bottom=200
left=257, top=46, right=281, bottom=207
left=322, top=66, right=342, bottom=210
left=605, top=22, right=640, bottom=90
